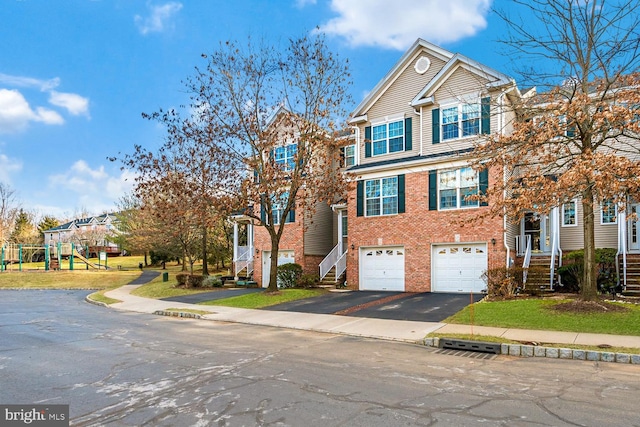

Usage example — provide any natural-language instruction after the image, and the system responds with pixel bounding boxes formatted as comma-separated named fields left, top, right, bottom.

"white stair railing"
left=522, top=235, right=532, bottom=285
left=549, top=207, right=561, bottom=290
left=319, top=243, right=341, bottom=281
left=617, top=209, right=627, bottom=290
left=234, top=246, right=253, bottom=278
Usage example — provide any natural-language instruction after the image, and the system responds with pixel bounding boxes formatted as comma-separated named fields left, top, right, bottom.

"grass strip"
left=445, top=298, right=640, bottom=336
left=199, top=288, right=326, bottom=309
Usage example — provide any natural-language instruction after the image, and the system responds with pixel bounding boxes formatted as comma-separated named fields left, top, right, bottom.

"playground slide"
left=72, top=249, right=104, bottom=270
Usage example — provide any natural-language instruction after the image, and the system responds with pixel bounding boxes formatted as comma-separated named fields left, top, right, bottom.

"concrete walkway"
left=104, top=284, right=640, bottom=349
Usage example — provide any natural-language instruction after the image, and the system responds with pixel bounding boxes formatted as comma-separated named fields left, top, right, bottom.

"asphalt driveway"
left=162, top=288, right=482, bottom=322
left=264, top=291, right=484, bottom=322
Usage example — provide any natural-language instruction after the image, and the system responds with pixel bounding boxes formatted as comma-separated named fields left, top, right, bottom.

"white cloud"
left=0, top=153, right=23, bottom=183
left=318, top=0, right=492, bottom=50
left=0, top=73, right=60, bottom=92
left=0, top=89, right=64, bottom=133
left=135, top=2, right=183, bottom=35
left=48, top=160, right=136, bottom=212
left=49, top=91, right=90, bottom=117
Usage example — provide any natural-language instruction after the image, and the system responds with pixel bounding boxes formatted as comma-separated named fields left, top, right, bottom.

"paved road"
left=2, top=290, right=640, bottom=426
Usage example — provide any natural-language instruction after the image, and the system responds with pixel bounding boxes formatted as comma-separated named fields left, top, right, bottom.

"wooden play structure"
left=1, top=242, right=109, bottom=271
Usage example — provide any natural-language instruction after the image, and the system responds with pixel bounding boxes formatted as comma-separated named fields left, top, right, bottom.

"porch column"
left=233, top=221, right=239, bottom=262
left=248, top=222, right=254, bottom=259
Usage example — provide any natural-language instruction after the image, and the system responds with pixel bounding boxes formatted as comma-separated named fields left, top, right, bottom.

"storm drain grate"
left=434, top=348, right=498, bottom=360
left=439, top=338, right=501, bottom=355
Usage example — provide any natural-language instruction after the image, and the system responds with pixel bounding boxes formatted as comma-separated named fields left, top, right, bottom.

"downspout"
left=351, top=126, right=360, bottom=166
left=414, top=106, right=423, bottom=156
left=497, top=90, right=511, bottom=268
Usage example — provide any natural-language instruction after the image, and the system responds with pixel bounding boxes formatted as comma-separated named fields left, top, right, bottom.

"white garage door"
left=432, top=243, right=487, bottom=293
left=360, top=247, right=405, bottom=291
left=262, top=250, right=294, bottom=288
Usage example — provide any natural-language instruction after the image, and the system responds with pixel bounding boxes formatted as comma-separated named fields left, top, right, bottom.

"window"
left=341, top=215, right=348, bottom=237
left=274, top=144, right=297, bottom=171
left=442, top=103, right=481, bottom=141
left=601, top=200, right=617, bottom=224
left=439, top=167, right=479, bottom=210
left=365, top=177, right=398, bottom=216
left=268, top=192, right=294, bottom=225
left=342, top=145, right=355, bottom=167
left=372, top=120, right=404, bottom=156
left=562, top=200, right=577, bottom=226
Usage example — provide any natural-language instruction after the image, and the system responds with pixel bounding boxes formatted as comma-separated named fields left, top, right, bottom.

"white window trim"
left=274, top=143, right=297, bottom=171
left=601, top=200, right=617, bottom=225
left=438, top=167, right=480, bottom=211
left=561, top=200, right=578, bottom=227
left=371, top=119, right=405, bottom=157
left=364, top=176, right=399, bottom=217
left=343, top=144, right=355, bottom=167
left=440, top=101, right=482, bottom=142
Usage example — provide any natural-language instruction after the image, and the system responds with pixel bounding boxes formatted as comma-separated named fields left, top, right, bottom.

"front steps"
left=621, top=254, right=640, bottom=295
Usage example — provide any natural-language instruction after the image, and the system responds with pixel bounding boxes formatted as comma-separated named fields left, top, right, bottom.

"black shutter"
left=364, top=126, right=372, bottom=158
left=260, top=196, right=266, bottom=223
left=479, top=168, right=489, bottom=207
left=357, top=181, right=364, bottom=217
left=432, top=109, right=440, bottom=144
left=287, top=209, right=295, bottom=223
left=398, top=174, right=405, bottom=213
left=481, top=97, right=491, bottom=134
left=428, top=170, right=437, bottom=210
left=404, top=118, right=412, bottom=151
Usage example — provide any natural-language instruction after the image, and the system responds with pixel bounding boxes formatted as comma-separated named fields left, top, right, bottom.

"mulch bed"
left=550, top=300, right=629, bottom=314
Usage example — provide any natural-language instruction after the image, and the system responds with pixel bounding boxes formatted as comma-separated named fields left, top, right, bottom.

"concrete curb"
left=153, top=310, right=202, bottom=319
left=84, top=295, right=108, bottom=308
left=423, top=337, right=640, bottom=364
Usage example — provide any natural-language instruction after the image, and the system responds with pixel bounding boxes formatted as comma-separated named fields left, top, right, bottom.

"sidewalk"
left=103, top=284, right=640, bottom=349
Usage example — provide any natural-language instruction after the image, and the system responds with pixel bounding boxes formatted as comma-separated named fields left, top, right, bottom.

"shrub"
left=297, top=273, right=320, bottom=288
left=481, top=266, right=525, bottom=299
left=188, top=274, right=205, bottom=288
left=176, top=273, right=189, bottom=287
left=560, top=248, right=619, bottom=294
left=277, top=263, right=303, bottom=288
left=202, top=275, right=223, bottom=288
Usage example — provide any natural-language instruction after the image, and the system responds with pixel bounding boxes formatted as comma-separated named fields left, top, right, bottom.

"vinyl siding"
left=423, top=67, right=495, bottom=156
left=303, top=200, right=335, bottom=256
left=560, top=199, right=618, bottom=251
left=357, top=51, right=447, bottom=166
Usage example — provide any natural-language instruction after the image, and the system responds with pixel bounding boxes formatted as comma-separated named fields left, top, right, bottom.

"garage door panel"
left=433, top=243, right=487, bottom=293
left=360, top=247, right=405, bottom=291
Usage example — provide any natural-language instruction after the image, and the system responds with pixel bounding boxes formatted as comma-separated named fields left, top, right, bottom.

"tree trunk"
left=144, top=251, right=148, bottom=266
left=581, top=188, right=598, bottom=300
left=201, top=225, right=209, bottom=276
left=267, top=233, right=280, bottom=292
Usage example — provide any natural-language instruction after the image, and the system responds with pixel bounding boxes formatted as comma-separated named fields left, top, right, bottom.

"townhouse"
left=232, top=38, right=640, bottom=294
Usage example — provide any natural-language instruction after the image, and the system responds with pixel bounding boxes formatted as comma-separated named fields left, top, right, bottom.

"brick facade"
left=346, top=167, right=506, bottom=292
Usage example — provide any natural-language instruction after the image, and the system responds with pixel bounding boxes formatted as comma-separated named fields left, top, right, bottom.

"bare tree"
left=132, top=34, right=351, bottom=291
left=474, top=0, right=640, bottom=299
left=0, top=183, right=20, bottom=246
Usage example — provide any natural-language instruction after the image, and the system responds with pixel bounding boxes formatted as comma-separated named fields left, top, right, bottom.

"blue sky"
left=1, top=0, right=518, bottom=220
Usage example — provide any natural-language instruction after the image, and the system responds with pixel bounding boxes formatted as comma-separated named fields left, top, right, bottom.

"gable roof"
left=349, top=39, right=455, bottom=122
left=411, top=53, right=515, bottom=108
left=349, top=38, right=516, bottom=123
left=43, top=213, right=119, bottom=233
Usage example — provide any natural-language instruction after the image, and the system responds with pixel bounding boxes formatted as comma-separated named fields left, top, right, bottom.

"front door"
left=629, top=204, right=640, bottom=251
left=523, top=212, right=550, bottom=253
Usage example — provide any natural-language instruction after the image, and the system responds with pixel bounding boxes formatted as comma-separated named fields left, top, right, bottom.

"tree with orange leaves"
left=474, top=0, right=640, bottom=299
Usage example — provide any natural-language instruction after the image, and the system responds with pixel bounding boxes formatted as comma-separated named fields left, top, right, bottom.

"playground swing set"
left=0, top=242, right=108, bottom=272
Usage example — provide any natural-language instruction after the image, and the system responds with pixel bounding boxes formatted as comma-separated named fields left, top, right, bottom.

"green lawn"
left=445, top=299, right=640, bottom=336
left=130, top=278, right=225, bottom=299
left=0, top=270, right=141, bottom=289
left=199, top=288, right=327, bottom=309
